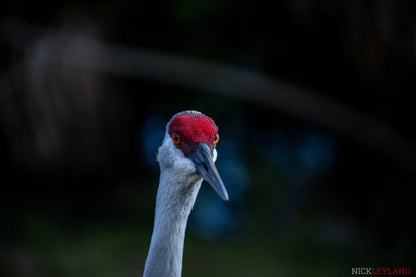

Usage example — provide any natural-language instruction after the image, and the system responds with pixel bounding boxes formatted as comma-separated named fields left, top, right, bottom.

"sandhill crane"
left=143, top=110, right=229, bottom=277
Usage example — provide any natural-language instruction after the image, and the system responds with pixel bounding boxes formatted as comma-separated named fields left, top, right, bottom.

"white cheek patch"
left=157, top=133, right=196, bottom=175
left=213, top=148, right=218, bottom=162
left=172, top=151, right=196, bottom=175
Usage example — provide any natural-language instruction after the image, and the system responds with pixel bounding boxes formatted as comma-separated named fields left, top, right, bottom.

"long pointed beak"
left=190, top=143, right=229, bottom=201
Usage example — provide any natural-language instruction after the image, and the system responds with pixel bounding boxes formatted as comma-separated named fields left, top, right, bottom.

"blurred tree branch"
left=2, top=19, right=416, bottom=173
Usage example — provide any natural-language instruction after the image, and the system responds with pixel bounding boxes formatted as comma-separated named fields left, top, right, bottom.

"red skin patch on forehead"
left=168, top=113, right=218, bottom=156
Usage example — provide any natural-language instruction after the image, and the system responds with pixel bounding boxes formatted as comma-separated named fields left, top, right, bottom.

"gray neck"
left=143, top=168, right=202, bottom=277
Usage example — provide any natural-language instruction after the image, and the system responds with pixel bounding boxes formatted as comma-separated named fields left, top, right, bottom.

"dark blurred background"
left=1, top=1, right=415, bottom=276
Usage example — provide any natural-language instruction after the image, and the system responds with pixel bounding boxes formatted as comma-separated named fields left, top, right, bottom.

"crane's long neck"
left=143, top=167, right=202, bottom=277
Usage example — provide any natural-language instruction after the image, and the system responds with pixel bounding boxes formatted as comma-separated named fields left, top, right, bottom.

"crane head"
left=166, top=111, right=229, bottom=201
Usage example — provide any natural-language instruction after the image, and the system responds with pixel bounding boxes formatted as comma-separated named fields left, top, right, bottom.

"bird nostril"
left=202, top=162, right=209, bottom=172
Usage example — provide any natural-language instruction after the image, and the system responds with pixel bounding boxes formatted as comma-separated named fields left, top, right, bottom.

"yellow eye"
left=214, top=133, right=219, bottom=144
left=172, top=133, right=181, bottom=144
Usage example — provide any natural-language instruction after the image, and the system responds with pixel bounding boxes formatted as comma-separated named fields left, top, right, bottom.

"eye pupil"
left=172, top=133, right=181, bottom=144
